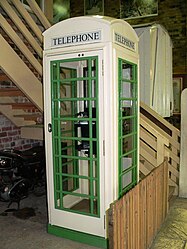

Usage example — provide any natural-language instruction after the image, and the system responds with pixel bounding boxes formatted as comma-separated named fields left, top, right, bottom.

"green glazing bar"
left=118, top=58, right=138, bottom=197
left=61, top=173, right=97, bottom=181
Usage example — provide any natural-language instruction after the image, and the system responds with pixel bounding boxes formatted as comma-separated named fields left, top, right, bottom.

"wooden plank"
left=0, top=14, right=42, bottom=75
left=146, top=173, right=154, bottom=248
left=43, top=0, right=53, bottom=23
left=165, top=147, right=180, bottom=164
left=0, top=1, right=42, bottom=58
left=26, top=0, right=51, bottom=29
left=113, top=204, right=118, bottom=249
left=133, top=185, right=140, bottom=249
left=0, top=104, right=36, bottom=126
left=108, top=204, right=115, bottom=249
left=0, top=88, right=24, bottom=96
left=152, top=170, right=157, bottom=239
left=0, top=73, right=10, bottom=82
left=168, top=162, right=179, bottom=178
left=140, top=140, right=157, bottom=158
left=163, top=159, right=169, bottom=216
left=125, top=192, right=131, bottom=249
left=140, top=126, right=157, bottom=150
left=156, top=165, right=163, bottom=229
left=140, top=156, right=155, bottom=172
left=118, top=201, right=123, bottom=249
left=139, top=161, right=151, bottom=176
left=122, top=196, right=127, bottom=249
left=156, top=136, right=167, bottom=165
left=11, top=0, right=43, bottom=43
left=140, top=143, right=157, bottom=167
left=21, top=125, right=44, bottom=140
left=13, top=113, right=41, bottom=121
left=119, top=201, right=125, bottom=249
left=139, top=180, right=147, bottom=249
left=0, top=102, right=38, bottom=110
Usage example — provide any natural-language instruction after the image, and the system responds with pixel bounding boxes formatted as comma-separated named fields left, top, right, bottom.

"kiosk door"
left=46, top=50, right=105, bottom=237
left=116, top=52, right=138, bottom=198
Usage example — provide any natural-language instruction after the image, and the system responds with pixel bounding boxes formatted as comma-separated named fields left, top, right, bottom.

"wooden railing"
left=140, top=102, right=180, bottom=195
left=107, top=159, right=169, bottom=249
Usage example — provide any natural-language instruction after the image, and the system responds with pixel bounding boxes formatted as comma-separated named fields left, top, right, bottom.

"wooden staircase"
left=140, top=101, right=180, bottom=196
left=0, top=0, right=51, bottom=139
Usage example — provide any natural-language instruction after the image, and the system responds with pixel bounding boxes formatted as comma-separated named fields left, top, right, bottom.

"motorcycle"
left=0, top=146, right=45, bottom=210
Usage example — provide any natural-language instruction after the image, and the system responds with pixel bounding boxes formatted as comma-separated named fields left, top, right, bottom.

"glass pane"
left=122, top=63, right=133, bottom=80
left=121, top=154, right=133, bottom=171
left=123, top=136, right=133, bottom=154
left=122, top=118, right=134, bottom=135
left=122, top=171, right=132, bottom=189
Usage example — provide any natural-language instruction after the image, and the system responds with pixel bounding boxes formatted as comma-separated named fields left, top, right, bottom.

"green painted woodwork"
left=48, top=224, right=108, bottom=248
left=118, top=59, right=138, bottom=197
left=50, top=56, right=100, bottom=217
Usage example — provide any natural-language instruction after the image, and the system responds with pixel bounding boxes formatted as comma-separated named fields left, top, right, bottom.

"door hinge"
left=102, top=60, right=104, bottom=76
left=103, top=140, right=105, bottom=156
left=104, top=215, right=106, bottom=229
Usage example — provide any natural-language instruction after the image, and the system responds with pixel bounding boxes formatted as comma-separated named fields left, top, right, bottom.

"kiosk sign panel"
left=114, top=32, right=136, bottom=51
left=52, top=30, right=101, bottom=48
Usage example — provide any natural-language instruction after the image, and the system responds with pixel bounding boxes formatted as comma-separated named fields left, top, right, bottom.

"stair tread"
left=0, top=74, right=10, bottom=82
left=0, top=88, right=25, bottom=96
left=0, top=102, right=38, bottom=110
left=14, top=113, right=42, bottom=122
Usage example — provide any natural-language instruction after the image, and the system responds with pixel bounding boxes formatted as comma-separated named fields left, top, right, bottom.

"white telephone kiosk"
left=43, top=16, right=139, bottom=248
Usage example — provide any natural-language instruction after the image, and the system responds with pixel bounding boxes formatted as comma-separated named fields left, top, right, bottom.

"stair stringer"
left=0, top=104, right=35, bottom=127
left=0, top=34, right=43, bottom=112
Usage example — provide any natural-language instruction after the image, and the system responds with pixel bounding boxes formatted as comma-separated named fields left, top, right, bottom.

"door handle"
left=48, top=123, right=52, bottom=132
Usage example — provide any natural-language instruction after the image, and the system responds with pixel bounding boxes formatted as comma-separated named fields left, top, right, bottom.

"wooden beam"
left=21, top=125, right=44, bottom=140
left=0, top=102, right=38, bottom=110
left=0, top=88, right=25, bottom=96
left=14, top=113, right=41, bottom=121
left=26, top=0, right=51, bottom=29
left=0, top=74, right=10, bottom=82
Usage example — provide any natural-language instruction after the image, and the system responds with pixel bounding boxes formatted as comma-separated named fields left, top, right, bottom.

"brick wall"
left=0, top=114, right=42, bottom=151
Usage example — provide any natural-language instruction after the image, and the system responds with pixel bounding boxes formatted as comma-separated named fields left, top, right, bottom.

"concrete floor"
left=151, top=197, right=187, bottom=249
left=0, top=193, right=99, bottom=249
left=0, top=193, right=187, bottom=249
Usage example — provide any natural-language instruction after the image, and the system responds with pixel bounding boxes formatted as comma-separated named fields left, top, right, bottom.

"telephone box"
left=43, top=16, right=139, bottom=248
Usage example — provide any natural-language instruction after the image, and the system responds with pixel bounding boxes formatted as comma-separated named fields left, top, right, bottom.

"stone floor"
left=151, top=197, right=187, bottom=249
left=0, top=193, right=187, bottom=249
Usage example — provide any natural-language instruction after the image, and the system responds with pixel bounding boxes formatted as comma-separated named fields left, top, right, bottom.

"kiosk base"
left=48, top=224, right=108, bottom=248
